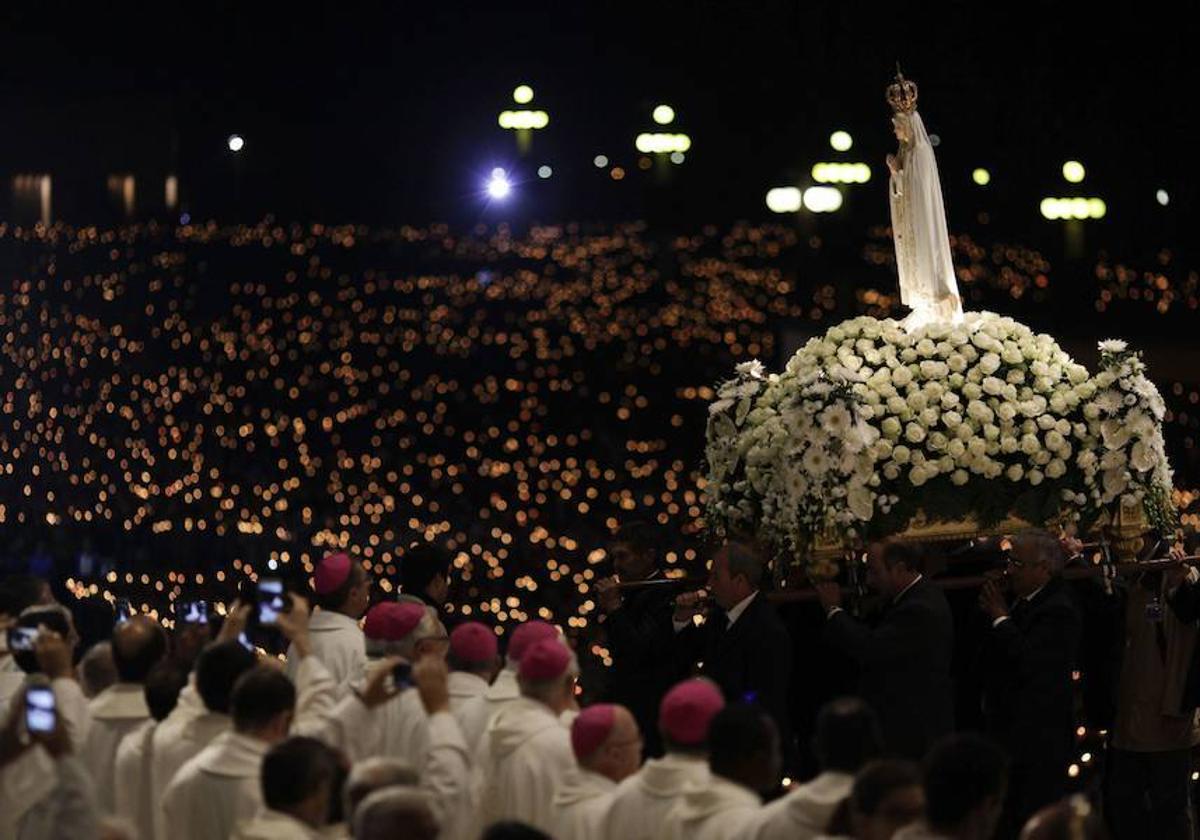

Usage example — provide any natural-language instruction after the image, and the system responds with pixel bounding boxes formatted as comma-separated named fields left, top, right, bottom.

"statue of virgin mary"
left=886, top=70, right=963, bottom=330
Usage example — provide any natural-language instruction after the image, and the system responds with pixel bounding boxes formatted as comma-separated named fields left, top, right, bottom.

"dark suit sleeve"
left=988, top=599, right=1081, bottom=677
left=1169, top=578, right=1200, bottom=625
left=744, top=615, right=793, bottom=726
left=605, top=598, right=675, bottom=667
left=824, top=601, right=927, bottom=667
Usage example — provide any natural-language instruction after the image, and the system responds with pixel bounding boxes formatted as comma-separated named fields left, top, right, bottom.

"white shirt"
left=660, top=774, right=762, bottom=840
left=81, top=682, right=150, bottom=813
left=724, top=591, right=759, bottom=628
left=749, top=770, right=854, bottom=840
left=161, top=731, right=269, bottom=840
left=827, top=575, right=924, bottom=620
left=552, top=768, right=617, bottom=840
left=602, top=752, right=710, bottom=840
left=470, top=696, right=576, bottom=835
left=993, top=581, right=1048, bottom=628
left=286, top=610, right=366, bottom=698
left=673, top=591, right=760, bottom=634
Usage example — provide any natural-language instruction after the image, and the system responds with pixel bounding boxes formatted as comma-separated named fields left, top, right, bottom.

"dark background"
left=1, top=1, right=1194, bottom=249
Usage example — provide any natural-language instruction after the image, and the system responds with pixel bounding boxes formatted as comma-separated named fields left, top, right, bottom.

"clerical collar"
left=893, top=575, right=923, bottom=604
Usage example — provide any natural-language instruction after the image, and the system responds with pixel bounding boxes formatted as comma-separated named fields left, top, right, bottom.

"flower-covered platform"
left=705, top=312, right=1175, bottom=574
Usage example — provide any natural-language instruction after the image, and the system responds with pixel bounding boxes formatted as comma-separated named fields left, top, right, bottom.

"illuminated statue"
left=886, top=69, right=963, bottom=329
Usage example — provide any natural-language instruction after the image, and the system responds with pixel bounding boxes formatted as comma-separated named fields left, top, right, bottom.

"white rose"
left=983, top=376, right=1006, bottom=396
left=963, top=383, right=984, bottom=400
left=892, top=366, right=913, bottom=387
left=1001, top=436, right=1020, bottom=454
left=883, top=463, right=901, bottom=480
left=1028, top=469, right=1045, bottom=486
left=948, top=439, right=967, bottom=459
left=881, top=417, right=902, bottom=438
left=1046, top=459, right=1067, bottom=479
left=979, top=353, right=1002, bottom=375
left=905, top=423, right=927, bottom=444
left=1006, top=464, right=1024, bottom=482
left=892, top=445, right=912, bottom=464
left=910, top=466, right=929, bottom=487
left=952, top=469, right=969, bottom=486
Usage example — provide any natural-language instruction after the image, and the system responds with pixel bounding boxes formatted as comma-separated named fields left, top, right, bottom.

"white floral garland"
left=1081, top=339, right=1176, bottom=532
left=705, top=313, right=1176, bottom=557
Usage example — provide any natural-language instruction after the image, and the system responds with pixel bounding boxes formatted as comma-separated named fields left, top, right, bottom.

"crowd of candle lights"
left=1, top=218, right=1199, bottom=671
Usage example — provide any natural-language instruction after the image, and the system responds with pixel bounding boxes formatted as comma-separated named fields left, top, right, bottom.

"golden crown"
left=886, top=65, right=919, bottom=114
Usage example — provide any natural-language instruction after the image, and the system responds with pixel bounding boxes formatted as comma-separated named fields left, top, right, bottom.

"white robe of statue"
left=888, top=109, right=963, bottom=330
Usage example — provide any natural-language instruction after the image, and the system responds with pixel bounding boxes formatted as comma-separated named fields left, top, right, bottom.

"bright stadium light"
left=593, top=155, right=609, bottom=168
left=811, top=162, right=872, bottom=184
left=669, top=151, right=685, bottom=165
left=652, top=104, right=676, bottom=125
left=972, top=168, right=991, bottom=186
left=830, top=131, right=853, bottom=152
left=765, top=187, right=803, bottom=214
left=513, top=85, right=534, bottom=104
left=803, top=186, right=843, bottom=213
left=634, top=133, right=692, bottom=154
left=1156, top=189, right=1170, bottom=206
left=487, top=169, right=512, bottom=200
left=498, top=110, right=550, bottom=130
left=1062, top=160, right=1085, bottom=183
left=227, top=134, right=245, bottom=153
left=1040, top=197, right=1106, bottom=220
left=537, top=165, right=553, bottom=179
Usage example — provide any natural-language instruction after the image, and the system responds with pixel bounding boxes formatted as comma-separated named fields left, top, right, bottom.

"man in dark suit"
left=671, top=541, right=794, bottom=762
left=815, top=540, right=954, bottom=760
left=978, top=529, right=1082, bottom=835
left=595, top=521, right=684, bottom=757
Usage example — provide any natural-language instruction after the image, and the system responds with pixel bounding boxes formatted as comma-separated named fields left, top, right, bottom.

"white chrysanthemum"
left=1098, top=339, right=1128, bottom=354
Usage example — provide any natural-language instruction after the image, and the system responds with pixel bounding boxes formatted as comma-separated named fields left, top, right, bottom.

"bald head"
left=577, top=705, right=642, bottom=782
left=112, top=616, right=168, bottom=683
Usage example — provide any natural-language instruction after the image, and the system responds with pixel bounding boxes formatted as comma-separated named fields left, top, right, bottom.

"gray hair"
left=352, top=787, right=439, bottom=840
left=1010, top=529, right=1066, bottom=574
left=518, top=648, right=580, bottom=705
left=723, top=541, right=765, bottom=589
left=343, top=757, right=418, bottom=822
left=79, top=641, right=118, bottom=699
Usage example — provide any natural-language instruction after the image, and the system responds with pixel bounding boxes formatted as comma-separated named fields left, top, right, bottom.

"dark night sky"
left=0, top=1, right=1194, bottom=234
